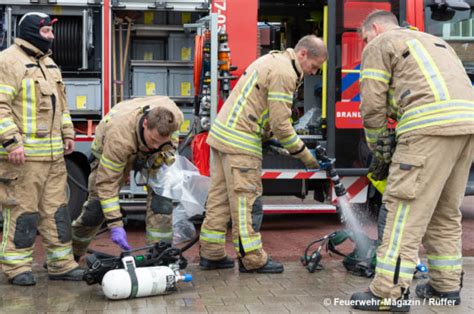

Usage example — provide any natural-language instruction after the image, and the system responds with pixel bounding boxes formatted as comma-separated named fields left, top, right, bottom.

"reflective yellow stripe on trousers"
left=200, top=227, right=226, bottom=244
left=427, top=255, right=462, bottom=271
left=376, top=258, right=416, bottom=279
left=146, top=228, right=173, bottom=241
left=101, top=196, right=120, bottom=213
left=46, top=247, right=73, bottom=262
left=0, top=252, right=33, bottom=265
left=1, top=209, right=32, bottom=266
left=238, top=196, right=262, bottom=252
left=385, top=202, right=410, bottom=261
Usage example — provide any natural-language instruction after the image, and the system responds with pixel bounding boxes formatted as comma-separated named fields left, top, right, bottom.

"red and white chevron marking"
left=261, top=171, right=326, bottom=180
left=261, top=171, right=369, bottom=204
left=331, top=176, right=369, bottom=204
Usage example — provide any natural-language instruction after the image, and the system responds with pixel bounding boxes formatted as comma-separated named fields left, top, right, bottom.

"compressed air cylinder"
left=102, top=265, right=192, bottom=300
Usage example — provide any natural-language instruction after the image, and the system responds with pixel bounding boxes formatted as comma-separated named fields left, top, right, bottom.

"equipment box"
left=132, top=67, right=167, bottom=97
left=167, top=12, right=199, bottom=25
left=180, top=106, right=195, bottom=135
left=168, top=68, right=194, bottom=97
left=168, top=33, right=195, bottom=61
left=64, top=78, right=101, bottom=114
left=133, top=40, right=165, bottom=60
left=140, top=10, right=167, bottom=25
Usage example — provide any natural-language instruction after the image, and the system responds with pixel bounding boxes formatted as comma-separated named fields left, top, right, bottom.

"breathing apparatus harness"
left=301, top=229, right=377, bottom=277
left=83, top=237, right=198, bottom=285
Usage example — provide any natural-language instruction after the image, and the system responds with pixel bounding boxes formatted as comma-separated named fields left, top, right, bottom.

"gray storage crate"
left=132, top=67, right=167, bottom=97
left=141, top=10, right=167, bottom=25
left=168, top=68, right=194, bottom=97
left=167, top=12, right=199, bottom=25
left=63, top=78, right=101, bottom=113
left=168, top=33, right=195, bottom=61
left=133, top=40, right=165, bottom=60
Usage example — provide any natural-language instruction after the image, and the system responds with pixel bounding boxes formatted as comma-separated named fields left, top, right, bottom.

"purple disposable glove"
left=110, top=227, right=131, bottom=251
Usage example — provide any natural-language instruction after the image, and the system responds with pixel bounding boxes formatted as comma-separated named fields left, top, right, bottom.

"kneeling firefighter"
left=71, top=96, right=183, bottom=258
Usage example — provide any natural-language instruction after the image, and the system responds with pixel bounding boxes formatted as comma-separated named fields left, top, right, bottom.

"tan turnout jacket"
left=360, top=28, right=474, bottom=149
left=91, top=96, right=183, bottom=226
left=0, top=38, right=74, bottom=160
left=207, top=48, right=315, bottom=164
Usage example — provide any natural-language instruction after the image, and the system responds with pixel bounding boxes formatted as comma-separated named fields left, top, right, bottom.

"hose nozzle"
left=315, top=145, right=347, bottom=197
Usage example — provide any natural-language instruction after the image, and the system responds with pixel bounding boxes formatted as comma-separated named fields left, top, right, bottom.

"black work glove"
left=262, top=139, right=290, bottom=156
left=368, top=130, right=396, bottom=181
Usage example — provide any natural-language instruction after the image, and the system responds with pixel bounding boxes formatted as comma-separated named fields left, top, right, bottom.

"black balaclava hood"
left=18, top=12, right=57, bottom=54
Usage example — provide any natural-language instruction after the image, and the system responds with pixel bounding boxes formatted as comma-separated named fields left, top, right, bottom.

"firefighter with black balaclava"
left=71, top=96, right=183, bottom=259
left=0, top=12, right=84, bottom=285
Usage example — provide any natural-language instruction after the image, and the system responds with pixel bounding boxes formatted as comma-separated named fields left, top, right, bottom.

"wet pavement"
left=0, top=258, right=473, bottom=313
left=0, top=196, right=472, bottom=313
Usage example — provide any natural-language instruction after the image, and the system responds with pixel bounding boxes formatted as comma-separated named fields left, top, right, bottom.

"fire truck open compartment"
left=0, top=0, right=472, bottom=220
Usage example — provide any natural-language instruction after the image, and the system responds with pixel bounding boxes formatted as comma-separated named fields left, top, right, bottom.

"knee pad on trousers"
left=252, top=196, right=263, bottom=232
left=14, top=212, right=39, bottom=249
left=81, top=199, right=104, bottom=227
left=55, top=204, right=72, bottom=243
left=151, top=194, right=174, bottom=215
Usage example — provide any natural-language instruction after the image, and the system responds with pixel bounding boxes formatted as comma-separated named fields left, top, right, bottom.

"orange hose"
left=193, top=34, right=203, bottom=96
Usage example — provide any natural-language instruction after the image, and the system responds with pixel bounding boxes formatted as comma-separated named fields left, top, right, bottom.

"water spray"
left=301, top=146, right=376, bottom=275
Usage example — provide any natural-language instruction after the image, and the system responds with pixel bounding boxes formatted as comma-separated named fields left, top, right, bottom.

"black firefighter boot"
left=199, top=256, right=235, bottom=270
left=416, top=282, right=461, bottom=305
left=239, top=257, right=284, bottom=274
left=9, top=271, right=36, bottom=286
left=350, top=289, right=410, bottom=312
left=49, top=267, right=85, bottom=281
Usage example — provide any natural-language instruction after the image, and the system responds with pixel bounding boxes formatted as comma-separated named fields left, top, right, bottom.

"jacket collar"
left=135, top=112, right=149, bottom=152
left=15, top=38, right=51, bottom=60
left=285, top=48, right=304, bottom=82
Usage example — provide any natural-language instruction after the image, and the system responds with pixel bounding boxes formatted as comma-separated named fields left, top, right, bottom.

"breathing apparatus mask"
left=301, top=229, right=377, bottom=277
left=133, top=141, right=177, bottom=187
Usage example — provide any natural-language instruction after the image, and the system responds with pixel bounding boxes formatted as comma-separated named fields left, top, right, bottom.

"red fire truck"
left=0, top=0, right=472, bottom=220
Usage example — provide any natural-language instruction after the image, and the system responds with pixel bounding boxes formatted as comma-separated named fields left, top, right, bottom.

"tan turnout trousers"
left=0, top=159, right=78, bottom=278
left=72, top=162, right=173, bottom=256
left=370, top=134, right=474, bottom=299
left=200, top=148, right=268, bottom=270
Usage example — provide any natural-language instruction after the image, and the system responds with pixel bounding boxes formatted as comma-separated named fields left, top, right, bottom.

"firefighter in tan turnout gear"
left=71, top=96, right=183, bottom=257
left=351, top=11, right=474, bottom=311
left=0, top=13, right=84, bottom=285
left=199, top=35, right=327, bottom=273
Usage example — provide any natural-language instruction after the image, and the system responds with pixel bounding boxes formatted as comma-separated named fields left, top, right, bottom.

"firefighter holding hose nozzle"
left=351, top=10, right=474, bottom=312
